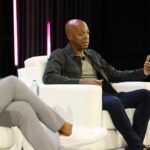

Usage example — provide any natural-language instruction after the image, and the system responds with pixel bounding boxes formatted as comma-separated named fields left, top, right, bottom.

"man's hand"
left=80, top=79, right=103, bottom=85
left=144, top=55, right=150, bottom=76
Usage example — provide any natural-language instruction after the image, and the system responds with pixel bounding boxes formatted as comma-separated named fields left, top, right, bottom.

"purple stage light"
left=47, top=21, right=51, bottom=56
left=13, top=0, right=19, bottom=66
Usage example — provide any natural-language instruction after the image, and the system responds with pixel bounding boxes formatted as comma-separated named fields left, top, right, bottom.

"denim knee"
left=103, top=96, right=123, bottom=110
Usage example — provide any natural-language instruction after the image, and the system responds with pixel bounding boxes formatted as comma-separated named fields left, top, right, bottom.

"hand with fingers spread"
left=144, top=55, right=150, bottom=76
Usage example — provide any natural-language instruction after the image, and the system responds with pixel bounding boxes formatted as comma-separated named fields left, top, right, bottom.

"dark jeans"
left=103, top=89, right=150, bottom=150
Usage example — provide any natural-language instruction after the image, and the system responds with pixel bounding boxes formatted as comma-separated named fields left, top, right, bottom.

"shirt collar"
left=65, top=43, right=87, bottom=58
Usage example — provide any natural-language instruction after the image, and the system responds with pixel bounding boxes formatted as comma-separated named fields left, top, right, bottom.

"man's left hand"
left=144, top=55, right=150, bottom=76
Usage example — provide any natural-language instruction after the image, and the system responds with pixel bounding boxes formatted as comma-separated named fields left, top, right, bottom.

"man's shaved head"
left=65, top=19, right=87, bottom=36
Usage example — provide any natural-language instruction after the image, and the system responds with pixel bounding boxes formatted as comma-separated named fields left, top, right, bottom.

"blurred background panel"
left=1, top=0, right=150, bottom=77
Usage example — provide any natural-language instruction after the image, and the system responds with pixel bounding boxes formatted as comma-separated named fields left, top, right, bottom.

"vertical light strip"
left=47, top=21, right=51, bottom=56
left=13, top=0, right=19, bottom=66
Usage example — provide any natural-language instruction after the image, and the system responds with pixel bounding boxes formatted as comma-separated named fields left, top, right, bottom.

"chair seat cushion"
left=59, top=126, right=107, bottom=150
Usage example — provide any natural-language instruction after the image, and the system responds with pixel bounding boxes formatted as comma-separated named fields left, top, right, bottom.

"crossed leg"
left=0, top=76, right=72, bottom=150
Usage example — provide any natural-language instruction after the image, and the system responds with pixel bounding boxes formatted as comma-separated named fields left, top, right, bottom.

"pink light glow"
left=13, top=0, right=19, bottom=66
left=47, top=21, right=51, bottom=56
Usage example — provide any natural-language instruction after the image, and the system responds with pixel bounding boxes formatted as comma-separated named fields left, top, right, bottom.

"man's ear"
left=67, top=33, right=72, bottom=41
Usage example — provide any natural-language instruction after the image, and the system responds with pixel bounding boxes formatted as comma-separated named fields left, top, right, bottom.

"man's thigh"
left=117, top=89, right=149, bottom=108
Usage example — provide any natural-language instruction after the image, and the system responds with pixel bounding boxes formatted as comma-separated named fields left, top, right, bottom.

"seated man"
left=43, top=19, right=150, bottom=150
left=0, top=75, right=107, bottom=150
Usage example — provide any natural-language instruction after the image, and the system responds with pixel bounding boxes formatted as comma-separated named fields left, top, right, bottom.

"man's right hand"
left=80, top=79, right=103, bottom=85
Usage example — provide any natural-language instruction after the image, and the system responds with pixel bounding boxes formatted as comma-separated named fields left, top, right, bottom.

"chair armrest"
left=39, top=84, right=102, bottom=128
left=0, top=127, right=14, bottom=148
left=112, top=82, right=150, bottom=92
left=18, top=67, right=103, bottom=127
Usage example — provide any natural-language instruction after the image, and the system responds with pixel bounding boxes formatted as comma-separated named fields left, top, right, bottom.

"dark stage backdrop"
left=0, top=0, right=15, bottom=77
left=0, top=0, right=150, bottom=77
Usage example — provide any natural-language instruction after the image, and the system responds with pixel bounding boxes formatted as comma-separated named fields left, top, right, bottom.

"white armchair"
left=17, top=55, right=150, bottom=150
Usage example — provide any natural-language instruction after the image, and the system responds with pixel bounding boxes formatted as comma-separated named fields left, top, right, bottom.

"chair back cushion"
left=24, top=55, right=49, bottom=83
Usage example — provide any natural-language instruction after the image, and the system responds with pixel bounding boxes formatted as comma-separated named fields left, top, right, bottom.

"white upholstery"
left=0, top=126, right=33, bottom=150
left=40, top=84, right=102, bottom=127
left=24, top=56, right=49, bottom=83
left=16, top=55, right=150, bottom=150
left=0, top=127, right=14, bottom=148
